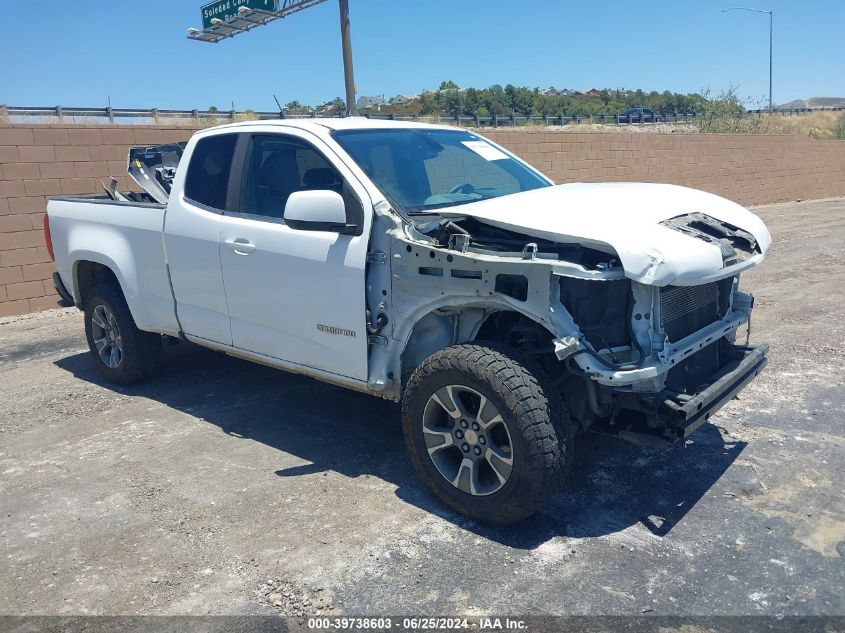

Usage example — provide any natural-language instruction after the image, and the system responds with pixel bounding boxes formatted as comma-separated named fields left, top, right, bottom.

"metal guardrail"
left=2, top=105, right=841, bottom=128
left=1, top=105, right=279, bottom=123
left=748, top=107, right=845, bottom=114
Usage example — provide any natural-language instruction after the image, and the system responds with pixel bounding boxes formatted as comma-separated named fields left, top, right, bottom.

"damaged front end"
left=559, top=273, right=767, bottom=445
left=375, top=206, right=768, bottom=446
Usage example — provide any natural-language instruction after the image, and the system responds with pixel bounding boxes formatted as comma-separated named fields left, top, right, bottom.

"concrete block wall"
left=483, top=130, right=845, bottom=207
left=0, top=124, right=199, bottom=316
left=1, top=123, right=844, bottom=317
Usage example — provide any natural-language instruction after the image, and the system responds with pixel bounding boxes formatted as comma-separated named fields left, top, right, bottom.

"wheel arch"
left=70, top=255, right=153, bottom=332
left=73, top=259, right=122, bottom=307
left=398, top=303, right=559, bottom=384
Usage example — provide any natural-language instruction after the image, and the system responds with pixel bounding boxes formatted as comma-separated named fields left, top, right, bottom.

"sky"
left=2, top=0, right=843, bottom=111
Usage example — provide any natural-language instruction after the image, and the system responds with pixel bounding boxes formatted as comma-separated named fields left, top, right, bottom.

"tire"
left=401, top=343, right=573, bottom=524
left=84, top=283, right=161, bottom=385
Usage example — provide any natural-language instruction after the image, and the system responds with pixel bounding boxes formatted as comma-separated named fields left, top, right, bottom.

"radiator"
left=660, top=282, right=720, bottom=342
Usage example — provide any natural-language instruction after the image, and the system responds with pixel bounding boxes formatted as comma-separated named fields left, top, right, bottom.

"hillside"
left=779, top=96, right=845, bottom=109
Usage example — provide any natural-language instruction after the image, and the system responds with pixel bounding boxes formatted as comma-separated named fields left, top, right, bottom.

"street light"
left=722, top=7, right=773, bottom=112
left=187, top=0, right=357, bottom=116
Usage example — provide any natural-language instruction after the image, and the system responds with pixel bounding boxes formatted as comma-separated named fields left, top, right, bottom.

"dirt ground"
left=1, top=198, right=843, bottom=617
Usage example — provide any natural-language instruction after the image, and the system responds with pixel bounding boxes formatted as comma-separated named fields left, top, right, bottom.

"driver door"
left=218, top=129, right=371, bottom=381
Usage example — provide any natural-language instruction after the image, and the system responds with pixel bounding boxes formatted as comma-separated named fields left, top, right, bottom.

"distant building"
left=389, top=94, right=417, bottom=106
left=356, top=95, right=386, bottom=110
left=584, top=88, right=601, bottom=96
left=542, top=88, right=581, bottom=97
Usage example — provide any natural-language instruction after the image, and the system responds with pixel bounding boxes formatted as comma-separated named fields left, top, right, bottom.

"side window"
left=184, top=134, right=238, bottom=210
left=240, top=135, right=345, bottom=219
left=239, top=134, right=364, bottom=228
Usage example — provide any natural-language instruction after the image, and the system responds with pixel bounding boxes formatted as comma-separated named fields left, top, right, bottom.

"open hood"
left=444, top=182, right=772, bottom=286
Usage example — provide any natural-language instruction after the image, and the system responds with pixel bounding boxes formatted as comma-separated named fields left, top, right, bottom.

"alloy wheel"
left=422, top=384, right=514, bottom=496
left=91, top=304, right=123, bottom=369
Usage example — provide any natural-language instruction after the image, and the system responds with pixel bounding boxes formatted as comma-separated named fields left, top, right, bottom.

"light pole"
left=722, top=7, right=773, bottom=112
left=338, top=0, right=356, bottom=115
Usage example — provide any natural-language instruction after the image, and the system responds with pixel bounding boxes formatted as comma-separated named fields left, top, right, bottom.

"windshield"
left=332, top=128, right=551, bottom=214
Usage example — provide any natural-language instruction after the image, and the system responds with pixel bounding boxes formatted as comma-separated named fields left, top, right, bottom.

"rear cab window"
left=184, top=134, right=238, bottom=211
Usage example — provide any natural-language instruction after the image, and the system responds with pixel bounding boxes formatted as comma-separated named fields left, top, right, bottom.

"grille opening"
left=665, top=341, right=721, bottom=393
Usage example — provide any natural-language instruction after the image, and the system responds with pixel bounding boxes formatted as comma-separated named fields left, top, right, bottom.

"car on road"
left=45, top=119, right=771, bottom=523
left=621, top=107, right=655, bottom=122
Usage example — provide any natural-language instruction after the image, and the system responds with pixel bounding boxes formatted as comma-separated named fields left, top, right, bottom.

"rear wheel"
left=84, top=284, right=161, bottom=385
left=402, top=343, right=573, bottom=524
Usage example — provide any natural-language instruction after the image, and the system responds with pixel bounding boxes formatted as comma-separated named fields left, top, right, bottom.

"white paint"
left=448, top=182, right=772, bottom=286
left=460, top=140, right=509, bottom=161
left=284, top=190, right=347, bottom=225
left=164, top=194, right=232, bottom=345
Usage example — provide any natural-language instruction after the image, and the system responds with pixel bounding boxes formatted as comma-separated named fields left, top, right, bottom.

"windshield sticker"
left=461, top=140, right=509, bottom=161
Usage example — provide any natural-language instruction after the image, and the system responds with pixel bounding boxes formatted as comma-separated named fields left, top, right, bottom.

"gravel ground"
left=0, top=198, right=843, bottom=617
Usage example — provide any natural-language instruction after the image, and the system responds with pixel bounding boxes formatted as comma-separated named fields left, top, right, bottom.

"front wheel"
left=84, top=284, right=161, bottom=385
left=401, top=344, right=573, bottom=524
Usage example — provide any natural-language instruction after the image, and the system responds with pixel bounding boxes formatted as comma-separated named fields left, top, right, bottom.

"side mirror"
left=284, top=190, right=355, bottom=234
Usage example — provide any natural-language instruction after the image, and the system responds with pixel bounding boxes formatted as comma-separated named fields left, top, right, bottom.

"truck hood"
left=447, top=182, right=772, bottom=286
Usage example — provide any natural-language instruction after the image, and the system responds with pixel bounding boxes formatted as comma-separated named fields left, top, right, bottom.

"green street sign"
left=202, top=0, right=277, bottom=29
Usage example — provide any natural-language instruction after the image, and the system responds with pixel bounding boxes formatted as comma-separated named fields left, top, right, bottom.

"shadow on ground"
left=55, top=341, right=745, bottom=550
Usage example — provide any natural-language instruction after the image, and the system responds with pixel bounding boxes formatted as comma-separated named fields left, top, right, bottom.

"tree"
left=598, top=89, right=611, bottom=114
left=316, top=97, right=345, bottom=115
left=631, top=89, right=646, bottom=107
left=419, top=91, right=438, bottom=115
left=483, top=84, right=508, bottom=116
left=505, top=84, right=534, bottom=113
left=533, top=94, right=558, bottom=117
left=443, top=90, right=465, bottom=116
left=285, top=100, right=310, bottom=115
left=463, top=87, right=481, bottom=116
left=236, top=82, right=712, bottom=120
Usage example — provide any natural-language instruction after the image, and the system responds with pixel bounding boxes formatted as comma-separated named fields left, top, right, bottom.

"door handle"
left=224, top=238, right=256, bottom=255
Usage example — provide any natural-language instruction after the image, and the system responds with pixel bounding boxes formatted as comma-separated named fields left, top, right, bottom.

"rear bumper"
left=610, top=343, right=768, bottom=444
left=52, top=272, right=75, bottom=307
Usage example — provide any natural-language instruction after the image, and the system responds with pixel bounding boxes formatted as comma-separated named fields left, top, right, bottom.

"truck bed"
left=47, top=195, right=179, bottom=336
left=50, top=194, right=165, bottom=209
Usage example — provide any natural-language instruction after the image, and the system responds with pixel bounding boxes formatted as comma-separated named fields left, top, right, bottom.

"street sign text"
left=201, top=0, right=277, bottom=29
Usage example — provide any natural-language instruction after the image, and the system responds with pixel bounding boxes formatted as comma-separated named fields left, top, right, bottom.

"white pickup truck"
left=46, top=119, right=770, bottom=523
